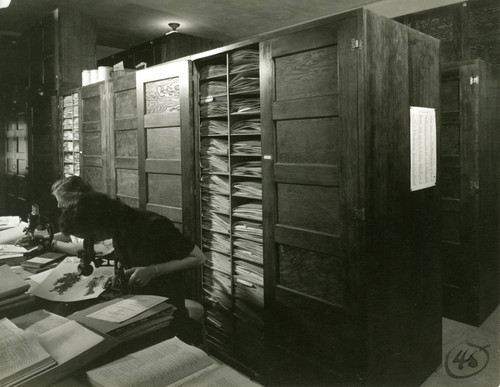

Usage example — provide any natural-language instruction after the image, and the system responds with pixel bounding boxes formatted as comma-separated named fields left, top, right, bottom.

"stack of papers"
left=202, top=192, right=230, bottom=214
left=200, top=138, right=228, bottom=155
left=229, top=70, right=260, bottom=94
left=234, top=260, right=264, bottom=287
left=200, top=120, right=228, bottom=136
left=201, top=154, right=229, bottom=173
left=229, top=49, right=259, bottom=73
left=232, top=181, right=262, bottom=199
left=203, top=268, right=231, bottom=294
left=200, top=99, right=227, bottom=117
left=200, top=81, right=227, bottom=99
left=233, top=220, right=263, bottom=242
left=231, top=119, right=261, bottom=135
left=204, top=251, right=231, bottom=276
left=232, top=140, right=261, bottom=155
left=233, top=238, right=263, bottom=264
left=231, top=97, right=260, bottom=114
left=202, top=210, right=230, bottom=234
left=233, top=201, right=263, bottom=220
left=202, top=231, right=231, bottom=254
left=199, top=64, right=227, bottom=79
left=201, top=175, right=230, bottom=195
left=232, top=161, right=261, bottom=177
left=0, top=217, right=21, bottom=231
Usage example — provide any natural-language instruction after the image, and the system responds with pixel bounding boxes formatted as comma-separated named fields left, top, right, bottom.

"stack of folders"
left=199, top=64, right=227, bottom=79
left=200, top=138, right=228, bottom=155
left=230, top=97, right=260, bottom=114
left=233, top=238, right=263, bottom=264
left=203, top=268, right=231, bottom=294
left=0, top=264, right=35, bottom=318
left=202, top=231, right=231, bottom=253
left=232, top=181, right=262, bottom=199
left=68, top=295, right=176, bottom=343
left=231, top=140, right=261, bottom=155
left=200, top=81, right=227, bottom=99
left=201, top=154, right=229, bottom=173
left=21, top=252, right=66, bottom=274
left=232, top=161, right=261, bottom=177
left=202, top=210, right=230, bottom=234
left=202, top=193, right=230, bottom=214
left=201, top=174, right=230, bottom=195
left=230, top=119, right=261, bottom=135
left=229, top=71, right=260, bottom=94
left=200, top=120, right=228, bottom=136
left=200, top=99, right=227, bottom=117
left=204, top=251, right=231, bottom=276
left=0, top=244, right=28, bottom=266
left=233, top=220, right=262, bottom=242
left=1, top=310, right=115, bottom=387
left=229, top=49, right=259, bottom=73
left=233, top=201, right=263, bottom=221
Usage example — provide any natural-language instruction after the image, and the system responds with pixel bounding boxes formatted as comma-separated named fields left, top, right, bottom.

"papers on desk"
left=86, top=295, right=167, bottom=323
left=31, top=261, right=114, bottom=302
left=0, top=216, right=21, bottom=231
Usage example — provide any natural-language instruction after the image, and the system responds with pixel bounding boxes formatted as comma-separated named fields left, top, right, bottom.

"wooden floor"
left=421, top=305, right=499, bottom=387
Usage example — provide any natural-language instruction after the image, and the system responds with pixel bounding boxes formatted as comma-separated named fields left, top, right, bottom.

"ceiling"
left=0, top=0, right=462, bottom=50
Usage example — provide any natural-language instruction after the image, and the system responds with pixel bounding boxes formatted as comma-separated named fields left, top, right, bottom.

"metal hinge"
left=353, top=208, right=366, bottom=221
left=351, top=38, right=364, bottom=51
left=469, top=76, right=479, bottom=85
left=470, top=180, right=479, bottom=194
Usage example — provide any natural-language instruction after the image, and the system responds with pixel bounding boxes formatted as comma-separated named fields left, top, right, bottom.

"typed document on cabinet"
left=410, top=106, right=437, bottom=191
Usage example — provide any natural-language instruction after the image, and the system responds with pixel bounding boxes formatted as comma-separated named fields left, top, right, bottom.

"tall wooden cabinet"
left=188, top=9, right=442, bottom=385
left=440, top=59, right=500, bottom=326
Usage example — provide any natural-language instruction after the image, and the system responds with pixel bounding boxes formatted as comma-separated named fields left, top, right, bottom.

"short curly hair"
left=59, top=192, right=121, bottom=238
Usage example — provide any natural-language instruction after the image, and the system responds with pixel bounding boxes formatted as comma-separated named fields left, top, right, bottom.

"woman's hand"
left=124, top=266, right=156, bottom=287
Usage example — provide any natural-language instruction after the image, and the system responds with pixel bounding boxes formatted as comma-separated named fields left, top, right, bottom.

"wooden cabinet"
left=79, top=72, right=140, bottom=208
left=59, top=90, right=81, bottom=177
left=188, top=9, right=442, bottom=385
left=395, top=0, right=500, bottom=65
left=97, top=33, right=221, bottom=69
left=440, top=59, right=500, bottom=326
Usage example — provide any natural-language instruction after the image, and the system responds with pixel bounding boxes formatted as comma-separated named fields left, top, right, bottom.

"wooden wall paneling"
left=136, top=60, right=196, bottom=238
left=111, top=72, right=139, bottom=207
left=467, top=0, right=500, bottom=65
left=80, top=82, right=110, bottom=193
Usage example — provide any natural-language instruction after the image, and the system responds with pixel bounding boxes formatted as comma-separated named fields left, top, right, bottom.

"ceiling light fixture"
left=166, top=23, right=180, bottom=35
left=0, top=0, right=11, bottom=8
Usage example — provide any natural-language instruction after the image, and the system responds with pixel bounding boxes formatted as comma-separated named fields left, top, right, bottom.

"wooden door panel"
left=136, top=61, right=196, bottom=238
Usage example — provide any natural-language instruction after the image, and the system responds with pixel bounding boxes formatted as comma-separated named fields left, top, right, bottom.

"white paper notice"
left=410, top=106, right=437, bottom=191
left=86, top=295, right=168, bottom=323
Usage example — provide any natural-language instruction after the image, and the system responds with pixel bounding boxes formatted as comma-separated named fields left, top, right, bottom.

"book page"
left=12, top=309, right=69, bottom=335
left=0, top=331, right=55, bottom=382
left=175, top=364, right=262, bottom=387
left=87, top=337, right=215, bottom=387
left=37, top=320, right=104, bottom=364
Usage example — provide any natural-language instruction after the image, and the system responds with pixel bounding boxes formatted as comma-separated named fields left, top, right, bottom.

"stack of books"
left=21, top=252, right=66, bottom=274
left=0, top=264, right=36, bottom=318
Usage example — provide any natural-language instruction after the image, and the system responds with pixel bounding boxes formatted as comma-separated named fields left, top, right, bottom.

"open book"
left=87, top=336, right=261, bottom=387
left=0, top=310, right=117, bottom=387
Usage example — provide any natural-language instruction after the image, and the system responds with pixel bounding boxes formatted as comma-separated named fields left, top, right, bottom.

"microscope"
left=77, top=238, right=128, bottom=293
left=16, top=204, right=54, bottom=257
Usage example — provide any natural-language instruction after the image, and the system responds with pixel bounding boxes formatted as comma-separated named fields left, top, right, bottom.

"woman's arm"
left=125, top=245, right=205, bottom=287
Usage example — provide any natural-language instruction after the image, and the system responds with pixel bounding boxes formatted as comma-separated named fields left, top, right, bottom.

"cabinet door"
left=261, top=17, right=360, bottom=369
left=80, top=82, right=110, bottom=193
left=109, top=73, right=139, bottom=207
left=136, top=61, right=196, bottom=239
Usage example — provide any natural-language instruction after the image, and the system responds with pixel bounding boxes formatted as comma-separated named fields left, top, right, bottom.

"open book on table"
left=87, top=336, right=261, bottom=387
left=0, top=310, right=117, bottom=387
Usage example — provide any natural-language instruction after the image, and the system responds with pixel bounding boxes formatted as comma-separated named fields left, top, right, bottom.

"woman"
left=51, top=176, right=114, bottom=256
left=59, top=191, right=205, bottom=312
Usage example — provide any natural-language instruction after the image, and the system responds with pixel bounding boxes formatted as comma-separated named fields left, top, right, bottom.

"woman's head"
left=59, top=192, right=121, bottom=241
left=51, top=176, right=94, bottom=209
